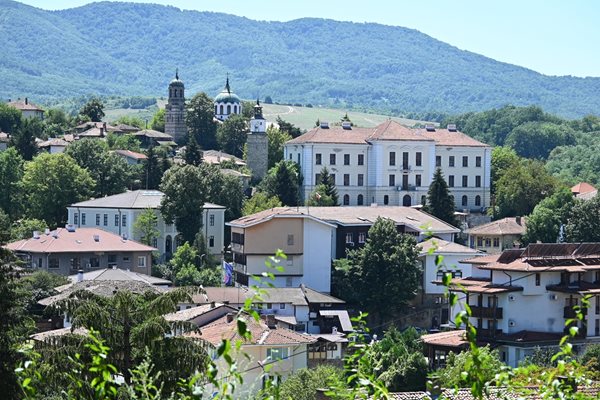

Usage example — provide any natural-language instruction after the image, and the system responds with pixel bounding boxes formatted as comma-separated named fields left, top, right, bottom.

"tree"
left=505, top=121, right=576, bottom=159
left=266, top=125, right=291, bottom=169
left=0, top=148, right=24, bottom=219
left=264, top=95, right=273, bottom=104
left=114, top=115, right=145, bottom=129
left=0, top=103, right=22, bottom=134
left=160, top=165, right=205, bottom=244
left=133, top=208, right=159, bottom=246
left=436, top=346, right=504, bottom=388
left=43, top=108, right=74, bottom=138
left=333, top=217, right=420, bottom=324
left=66, top=139, right=131, bottom=197
left=306, top=184, right=336, bottom=206
left=261, top=160, right=302, bottom=206
left=19, top=270, right=69, bottom=313
left=183, top=133, right=203, bottom=166
left=523, top=188, right=575, bottom=244
left=186, top=92, right=217, bottom=149
left=276, top=116, right=303, bottom=138
left=21, top=153, right=94, bottom=227
left=565, top=196, right=600, bottom=242
left=424, top=168, right=458, bottom=227
left=150, top=108, right=165, bottom=132
left=242, top=192, right=282, bottom=216
left=106, top=132, right=141, bottom=152
left=316, top=167, right=338, bottom=205
left=216, top=114, right=247, bottom=158
left=10, top=218, right=47, bottom=241
left=10, top=117, right=42, bottom=160
left=491, top=146, right=520, bottom=195
left=261, top=365, right=346, bottom=400
left=144, top=145, right=163, bottom=190
left=79, top=97, right=105, bottom=122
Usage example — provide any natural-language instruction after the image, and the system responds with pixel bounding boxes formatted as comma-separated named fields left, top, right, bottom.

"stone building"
left=246, top=100, right=268, bottom=180
left=165, top=70, right=187, bottom=143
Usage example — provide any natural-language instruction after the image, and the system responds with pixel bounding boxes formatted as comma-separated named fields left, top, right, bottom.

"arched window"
left=421, top=195, right=427, bottom=205
left=343, top=194, right=350, bottom=206
left=233, top=105, right=238, bottom=114
left=219, top=105, right=224, bottom=115
left=173, top=89, right=177, bottom=98
left=165, top=235, right=172, bottom=254
left=475, top=195, right=481, bottom=207
left=462, top=195, right=468, bottom=207
left=357, top=194, right=364, bottom=206
left=215, top=105, right=218, bottom=114
left=383, top=195, right=389, bottom=205
left=227, top=104, right=231, bottom=114
left=403, top=194, right=411, bottom=207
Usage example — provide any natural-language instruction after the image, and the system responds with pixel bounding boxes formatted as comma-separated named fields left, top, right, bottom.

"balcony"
left=401, top=164, right=412, bottom=172
left=476, top=328, right=502, bottom=339
left=397, top=185, right=416, bottom=192
left=470, top=306, right=503, bottom=319
left=564, top=306, right=587, bottom=319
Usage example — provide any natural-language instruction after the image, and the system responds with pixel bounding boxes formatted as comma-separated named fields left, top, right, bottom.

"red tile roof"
left=7, top=99, right=44, bottom=112
left=418, top=128, right=489, bottom=147
left=465, top=217, right=526, bottom=236
left=113, top=149, right=147, bottom=160
left=571, top=182, right=596, bottom=195
left=421, top=329, right=470, bottom=348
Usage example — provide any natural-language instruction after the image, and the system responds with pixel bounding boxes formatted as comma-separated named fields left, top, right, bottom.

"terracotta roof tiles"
left=465, top=217, right=526, bottom=236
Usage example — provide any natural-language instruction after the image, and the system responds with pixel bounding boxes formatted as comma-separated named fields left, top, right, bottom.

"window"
left=448, top=175, right=455, bottom=187
left=344, top=154, right=350, bottom=165
left=476, top=156, right=482, bottom=167
left=343, top=174, right=350, bottom=186
left=346, top=232, right=353, bottom=244
left=70, top=257, right=80, bottom=269
left=402, top=152, right=409, bottom=169
left=115, top=215, right=120, bottom=227
left=89, top=257, right=100, bottom=268
left=358, top=232, right=366, bottom=243
left=357, top=174, right=364, bottom=186
left=449, top=156, right=455, bottom=167
left=315, top=173, right=321, bottom=184
left=343, top=194, right=350, bottom=205
left=493, top=237, right=500, bottom=247
left=383, top=195, right=389, bottom=205
left=535, top=273, right=541, bottom=286
left=108, top=254, right=117, bottom=266
left=416, top=152, right=422, bottom=167
left=485, top=238, right=491, bottom=247
left=415, top=174, right=422, bottom=187
left=286, top=277, right=293, bottom=287
left=287, top=234, right=294, bottom=246
left=122, top=214, right=127, bottom=227
left=209, top=214, right=215, bottom=226
left=475, top=176, right=481, bottom=188
left=266, top=303, right=273, bottom=309
left=81, top=213, right=86, bottom=225
left=357, top=194, right=364, bottom=205
left=462, top=156, right=468, bottom=167
left=96, top=214, right=100, bottom=226
left=49, top=258, right=59, bottom=269
left=103, top=214, right=108, bottom=226
left=389, top=174, right=395, bottom=186
left=475, top=195, right=481, bottom=206
left=462, top=175, right=468, bottom=187
left=329, top=154, right=336, bottom=165
left=462, top=195, right=468, bottom=206
left=74, top=213, right=79, bottom=225
left=389, top=152, right=396, bottom=166
left=358, top=154, right=364, bottom=165
left=267, top=347, right=288, bottom=360
left=477, top=237, right=483, bottom=247
left=138, top=256, right=146, bottom=268
left=436, top=156, right=441, bottom=167
left=315, top=153, right=322, bottom=165
left=209, top=236, right=215, bottom=247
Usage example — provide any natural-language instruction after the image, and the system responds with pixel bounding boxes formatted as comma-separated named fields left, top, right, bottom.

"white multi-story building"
left=425, top=243, right=600, bottom=368
left=67, top=190, right=225, bottom=259
left=284, top=121, right=491, bottom=211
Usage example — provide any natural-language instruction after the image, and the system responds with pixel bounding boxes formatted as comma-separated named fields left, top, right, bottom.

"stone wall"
left=246, top=133, right=268, bottom=180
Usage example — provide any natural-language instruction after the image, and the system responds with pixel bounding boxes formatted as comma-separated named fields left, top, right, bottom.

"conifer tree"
left=424, top=168, right=458, bottom=227
left=184, top=133, right=203, bottom=166
left=318, top=167, right=339, bottom=205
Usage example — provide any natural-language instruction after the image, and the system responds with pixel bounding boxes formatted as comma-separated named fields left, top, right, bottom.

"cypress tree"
left=318, top=167, right=339, bottom=205
left=424, top=168, right=458, bottom=227
left=184, top=133, right=203, bottom=166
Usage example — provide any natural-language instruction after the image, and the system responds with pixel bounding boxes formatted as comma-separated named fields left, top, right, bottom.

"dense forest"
left=1, top=0, right=600, bottom=117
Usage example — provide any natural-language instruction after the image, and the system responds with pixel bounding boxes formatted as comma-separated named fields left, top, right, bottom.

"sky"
left=18, top=0, right=600, bottom=77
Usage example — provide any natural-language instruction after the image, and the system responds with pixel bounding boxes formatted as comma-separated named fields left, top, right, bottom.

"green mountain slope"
left=1, top=0, right=599, bottom=117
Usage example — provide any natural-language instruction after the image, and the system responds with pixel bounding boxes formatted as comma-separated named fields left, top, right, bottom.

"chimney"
left=320, top=121, right=329, bottom=129
left=447, top=124, right=457, bottom=132
left=341, top=121, right=352, bottom=130
left=66, top=224, right=76, bottom=232
left=99, top=127, right=104, bottom=136
left=77, top=269, right=84, bottom=282
left=93, top=234, right=100, bottom=242
left=266, top=314, right=276, bottom=328
left=226, top=313, right=234, bottom=323
left=210, top=301, right=215, bottom=309
left=425, top=123, right=436, bottom=132
left=44, top=228, right=50, bottom=235
left=32, top=231, right=40, bottom=239
left=25, top=97, right=28, bottom=105
left=516, top=216, right=522, bottom=226
left=103, top=122, right=107, bottom=130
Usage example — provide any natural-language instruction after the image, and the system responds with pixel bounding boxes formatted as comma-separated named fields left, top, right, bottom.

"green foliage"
left=505, top=121, right=576, bottom=159
left=315, top=167, right=339, bottom=205
left=217, top=114, right=248, bottom=158
left=490, top=146, right=520, bottom=195
left=276, top=116, right=303, bottom=138
left=0, top=103, right=22, bottom=134
left=242, top=192, right=282, bottom=216
left=19, top=270, right=69, bottom=312
left=66, top=138, right=132, bottom=197
left=143, top=145, right=165, bottom=190
left=11, top=117, right=42, bottom=160
left=523, top=187, right=575, bottom=244
left=150, top=108, right=165, bottom=132
left=264, top=96, right=273, bottom=104
left=565, top=196, right=600, bottom=242
left=435, top=346, right=504, bottom=388
left=133, top=208, right=159, bottom=246
left=333, top=217, right=420, bottom=324
left=424, top=168, right=458, bottom=227
left=183, top=133, right=203, bottom=166
left=160, top=165, right=206, bottom=243
left=546, top=142, right=600, bottom=186
left=79, top=97, right=105, bottom=122
left=266, top=125, right=292, bottom=169
left=10, top=218, right=47, bottom=241
left=580, top=344, right=600, bottom=372
left=21, top=153, right=95, bottom=227
left=261, top=365, right=346, bottom=400
left=261, top=160, right=302, bottom=206
left=43, top=108, right=74, bottom=137
left=186, top=92, right=217, bottom=149
left=105, top=132, right=142, bottom=152
left=197, top=163, right=244, bottom=222
left=114, top=115, right=145, bottom=129
left=0, top=148, right=24, bottom=219
left=306, top=184, right=337, bottom=206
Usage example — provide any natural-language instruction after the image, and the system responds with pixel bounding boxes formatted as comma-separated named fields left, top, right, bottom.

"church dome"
left=169, top=69, right=184, bottom=87
left=214, top=77, right=240, bottom=104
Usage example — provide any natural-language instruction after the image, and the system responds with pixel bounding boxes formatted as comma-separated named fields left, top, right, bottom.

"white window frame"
left=138, top=256, right=146, bottom=268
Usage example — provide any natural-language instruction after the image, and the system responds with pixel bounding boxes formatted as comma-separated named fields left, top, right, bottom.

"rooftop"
left=189, top=286, right=344, bottom=307
left=113, top=149, right=148, bottom=160
left=418, top=238, right=482, bottom=255
left=421, top=329, right=469, bottom=349
left=571, top=182, right=596, bottom=195
left=201, top=149, right=246, bottom=166
left=164, top=303, right=236, bottom=322
left=132, top=129, right=174, bottom=139
left=5, top=227, right=156, bottom=254
left=465, top=217, right=526, bottom=236
left=7, top=98, right=44, bottom=112
left=66, top=267, right=171, bottom=286
left=38, top=138, right=69, bottom=148
left=70, top=190, right=225, bottom=210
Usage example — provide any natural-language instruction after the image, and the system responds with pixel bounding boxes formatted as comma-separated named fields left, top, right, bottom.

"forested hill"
left=2, top=0, right=600, bottom=117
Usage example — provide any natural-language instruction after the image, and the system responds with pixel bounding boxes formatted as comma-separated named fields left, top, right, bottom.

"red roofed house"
left=7, top=98, right=44, bottom=120
left=113, top=149, right=148, bottom=165
left=571, top=182, right=597, bottom=200
left=465, top=217, right=527, bottom=253
left=284, top=120, right=491, bottom=211
left=4, top=226, right=156, bottom=276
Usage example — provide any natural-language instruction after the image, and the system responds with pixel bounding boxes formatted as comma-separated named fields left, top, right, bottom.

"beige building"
left=465, top=217, right=527, bottom=252
left=7, top=98, right=44, bottom=119
left=284, top=121, right=491, bottom=211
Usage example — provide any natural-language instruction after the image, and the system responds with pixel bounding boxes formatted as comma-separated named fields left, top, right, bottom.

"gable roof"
left=38, top=138, right=69, bottom=148
left=571, top=182, right=596, bottom=195
left=418, top=238, right=482, bottom=255
left=7, top=99, right=44, bottom=112
left=5, top=227, right=156, bottom=254
left=67, top=267, right=171, bottom=285
left=132, top=129, right=173, bottom=139
left=164, top=303, right=236, bottom=322
left=189, top=286, right=344, bottom=307
left=113, top=149, right=147, bottom=160
left=202, top=149, right=246, bottom=166
left=69, top=190, right=225, bottom=210
left=465, top=217, right=526, bottom=236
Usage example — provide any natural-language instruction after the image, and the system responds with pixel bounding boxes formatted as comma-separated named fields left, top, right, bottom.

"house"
left=186, top=311, right=316, bottom=397
left=113, top=149, right=147, bottom=165
left=307, top=331, right=348, bottom=367
left=227, top=205, right=460, bottom=292
left=201, top=149, right=246, bottom=167
left=67, top=190, right=225, bottom=258
left=131, top=129, right=176, bottom=148
left=465, top=217, right=526, bottom=252
left=66, top=267, right=171, bottom=287
left=4, top=226, right=156, bottom=277
left=284, top=121, right=491, bottom=211
left=76, top=122, right=122, bottom=138
left=571, top=182, right=597, bottom=200
left=180, top=285, right=349, bottom=334
left=432, top=242, right=600, bottom=368
left=38, top=138, right=69, bottom=153
left=7, top=98, right=44, bottom=119
left=114, top=123, right=141, bottom=134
